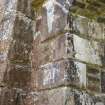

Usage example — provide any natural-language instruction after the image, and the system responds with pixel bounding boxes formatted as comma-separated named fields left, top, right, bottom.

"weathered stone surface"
left=16, top=0, right=35, bottom=19
left=1, top=0, right=105, bottom=104
left=71, top=0, right=105, bottom=19
left=0, top=61, right=7, bottom=84
left=40, top=33, right=105, bottom=66
left=32, top=35, right=42, bottom=68
left=0, top=0, right=35, bottom=92
left=3, top=64, right=32, bottom=89
left=36, top=59, right=87, bottom=90
left=101, top=71, right=105, bottom=93
left=39, top=35, right=67, bottom=65
left=72, top=34, right=105, bottom=66
left=0, top=0, right=5, bottom=22
left=87, top=66, right=101, bottom=92
left=8, top=16, right=33, bottom=64
left=35, top=0, right=69, bottom=42
left=0, top=0, right=18, bottom=86
left=36, top=59, right=105, bottom=92
left=35, top=0, right=105, bottom=42
left=35, top=87, right=75, bottom=105
left=72, top=15, right=105, bottom=41
left=1, top=5, right=35, bottom=89
left=35, top=87, right=105, bottom=105
left=0, top=88, right=38, bottom=105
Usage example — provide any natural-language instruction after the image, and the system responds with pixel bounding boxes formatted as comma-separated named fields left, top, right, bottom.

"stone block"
left=3, top=63, right=32, bottom=89
left=35, top=87, right=75, bottom=105
left=72, top=15, right=105, bottom=41
left=35, top=1, right=105, bottom=42
left=0, top=88, right=17, bottom=105
left=86, top=66, right=101, bottom=92
left=0, top=62, right=7, bottom=84
left=40, top=33, right=105, bottom=66
left=35, top=0, right=69, bottom=42
left=36, top=59, right=105, bottom=93
left=7, top=15, right=34, bottom=64
left=101, top=71, right=105, bottom=93
left=36, top=59, right=87, bottom=90
left=4, top=0, right=17, bottom=13
left=0, top=88, right=37, bottom=105
left=13, top=15, right=33, bottom=42
left=35, top=87, right=105, bottom=105
left=40, top=34, right=72, bottom=65
left=72, top=34, right=105, bottom=66
left=16, top=0, right=35, bottom=19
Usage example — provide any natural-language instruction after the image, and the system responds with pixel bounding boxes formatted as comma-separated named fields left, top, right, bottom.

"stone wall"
left=34, top=0, right=105, bottom=105
left=0, top=0, right=105, bottom=105
left=0, top=0, right=36, bottom=105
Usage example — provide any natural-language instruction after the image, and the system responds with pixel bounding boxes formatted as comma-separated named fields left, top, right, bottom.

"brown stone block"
left=0, top=88, right=17, bottom=105
left=86, top=66, right=101, bottom=92
left=0, top=88, right=37, bottom=105
left=7, top=15, right=34, bottom=65
left=36, top=59, right=87, bottom=90
left=31, top=36, right=42, bottom=89
left=3, top=63, right=32, bottom=89
left=16, top=0, right=35, bottom=19
left=0, top=61, right=7, bottom=84
left=40, top=33, right=74, bottom=65
left=40, top=35, right=68, bottom=65
left=35, top=87, right=75, bottom=105
left=101, top=71, right=105, bottom=93
left=35, top=0, right=68, bottom=42
left=13, top=16, right=33, bottom=43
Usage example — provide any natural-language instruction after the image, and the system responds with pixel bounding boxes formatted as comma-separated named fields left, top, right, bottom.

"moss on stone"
left=71, top=0, right=105, bottom=20
left=32, top=0, right=46, bottom=10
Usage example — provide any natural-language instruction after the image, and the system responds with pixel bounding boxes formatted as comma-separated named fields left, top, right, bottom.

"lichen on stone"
left=32, top=0, right=47, bottom=10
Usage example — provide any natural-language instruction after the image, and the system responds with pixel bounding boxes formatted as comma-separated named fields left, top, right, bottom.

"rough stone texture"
left=34, top=0, right=105, bottom=104
left=0, top=0, right=35, bottom=104
left=2, top=0, right=35, bottom=90
left=72, top=15, right=105, bottom=41
left=39, top=33, right=105, bottom=66
left=35, top=0, right=71, bottom=42
left=101, top=71, right=105, bottom=93
left=0, top=0, right=105, bottom=105
left=87, top=66, right=101, bottom=92
left=36, top=58, right=105, bottom=93
left=36, top=59, right=80, bottom=89
left=0, top=0, right=17, bottom=85
left=0, top=87, right=38, bottom=105
left=35, top=87, right=105, bottom=105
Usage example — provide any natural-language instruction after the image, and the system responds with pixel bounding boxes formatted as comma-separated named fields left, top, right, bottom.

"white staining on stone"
left=43, top=0, right=54, bottom=33
left=73, top=35, right=102, bottom=65
left=43, top=0, right=69, bottom=33
left=0, top=0, right=18, bottom=40
left=4, top=0, right=17, bottom=12
left=42, top=62, right=60, bottom=85
left=95, top=102, right=104, bottom=105
left=55, top=1, right=69, bottom=14
left=75, top=62, right=86, bottom=87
